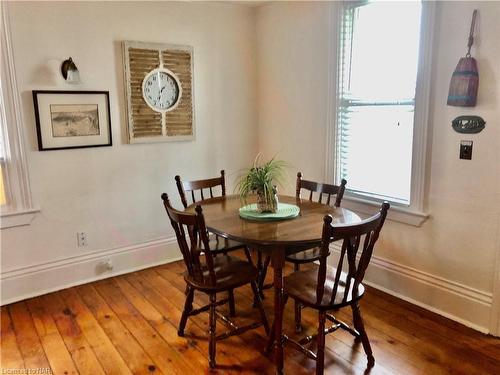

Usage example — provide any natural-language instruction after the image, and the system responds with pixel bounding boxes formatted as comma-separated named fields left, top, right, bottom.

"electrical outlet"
left=104, top=259, right=113, bottom=271
left=460, top=140, right=473, bottom=160
left=77, top=232, right=87, bottom=247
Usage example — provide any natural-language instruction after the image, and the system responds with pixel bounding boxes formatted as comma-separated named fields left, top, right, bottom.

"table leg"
left=271, top=246, right=285, bottom=375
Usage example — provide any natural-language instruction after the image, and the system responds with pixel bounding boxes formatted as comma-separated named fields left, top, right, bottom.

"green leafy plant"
left=236, top=154, right=287, bottom=209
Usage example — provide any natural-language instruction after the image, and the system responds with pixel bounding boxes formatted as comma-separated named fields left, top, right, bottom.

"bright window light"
left=338, top=1, right=422, bottom=205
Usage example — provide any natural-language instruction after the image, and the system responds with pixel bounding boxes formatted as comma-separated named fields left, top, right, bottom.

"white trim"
left=324, top=2, right=341, bottom=184
left=0, top=2, right=34, bottom=216
left=342, top=194, right=429, bottom=227
left=0, top=208, right=39, bottom=229
left=362, top=281, right=489, bottom=334
left=329, top=243, right=492, bottom=333
left=410, top=1, right=436, bottom=213
left=490, top=216, right=500, bottom=336
left=1, top=237, right=181, bottom=305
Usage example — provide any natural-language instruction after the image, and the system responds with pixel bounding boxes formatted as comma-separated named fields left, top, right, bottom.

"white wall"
left=257, top=1, right=500, bottom=333
left=256, top=2, right=331, bottom=182
left=2, top=0, right=499, bottom=335
left=1, top=1, right=258, bottom=302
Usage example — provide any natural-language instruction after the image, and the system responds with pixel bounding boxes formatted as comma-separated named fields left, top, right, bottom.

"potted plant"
left=236, top=155, right=287, bottom=213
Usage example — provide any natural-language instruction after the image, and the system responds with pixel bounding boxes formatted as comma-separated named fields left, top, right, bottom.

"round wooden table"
left=189, top=195, right=361, bottom=374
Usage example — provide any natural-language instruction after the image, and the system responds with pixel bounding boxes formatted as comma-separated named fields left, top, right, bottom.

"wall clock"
left=123, top=41, right=194, bottom=143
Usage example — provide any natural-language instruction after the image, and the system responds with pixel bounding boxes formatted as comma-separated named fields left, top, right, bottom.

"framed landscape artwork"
left=33, top=91, right=112, bottom=151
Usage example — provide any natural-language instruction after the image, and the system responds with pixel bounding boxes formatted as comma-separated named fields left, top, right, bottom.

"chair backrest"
left=316, top=202, right=390, bottom=305
left=161, top=193, right=217, bottom=285
left=175, top=170, right=226, bottom=208
left=296, top=172, right=347, bottom=207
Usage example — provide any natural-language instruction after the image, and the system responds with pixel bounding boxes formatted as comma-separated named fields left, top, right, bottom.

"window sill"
left=1, top=208, right=39, bottom=229
left=342, top=195, right=429, bottom=227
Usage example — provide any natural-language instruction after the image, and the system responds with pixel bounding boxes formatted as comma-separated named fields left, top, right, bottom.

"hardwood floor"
left=1, top=254, right=499, bottom=374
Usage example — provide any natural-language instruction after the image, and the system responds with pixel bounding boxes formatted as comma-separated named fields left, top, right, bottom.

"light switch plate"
left=460, top=140, right=473, bottom=160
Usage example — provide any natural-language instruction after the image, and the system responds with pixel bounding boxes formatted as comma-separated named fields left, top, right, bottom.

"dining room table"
left=187, top=194, right=362, bottom=374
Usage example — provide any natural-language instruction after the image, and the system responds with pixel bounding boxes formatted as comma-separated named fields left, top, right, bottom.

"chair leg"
left=178, top=285, right=194, bottom=337
left=253, top=251, right=264, bottom=307
left=293, top=263, right=302, bottom=333
left=259, top=255, right=271, bottom=300
left=351, top=302, right=375, bottom=367
left=228, top=289, right=236, bottom=317
left=316, top=311, right=326, bottom=375
left=209, top=293, right=217, bottom=368
left=244, top=246, right=254, bottom=265
left=251, top=281, right=270, bottom=334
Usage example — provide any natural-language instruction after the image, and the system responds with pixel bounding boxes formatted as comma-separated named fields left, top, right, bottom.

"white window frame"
left=325, top=1, right=435, bottom=226
left=0, top=2, right=37, bottom=228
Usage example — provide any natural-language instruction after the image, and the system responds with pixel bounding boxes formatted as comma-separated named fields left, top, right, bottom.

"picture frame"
left=32, top=90, right=112, bottom=151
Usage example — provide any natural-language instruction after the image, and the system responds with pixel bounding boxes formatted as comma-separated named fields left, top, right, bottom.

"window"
left=1, top=95, right=10, bottom=207
left=0, top=2, right=36, bottom=228
left=330, top=0, right=434, bottom=225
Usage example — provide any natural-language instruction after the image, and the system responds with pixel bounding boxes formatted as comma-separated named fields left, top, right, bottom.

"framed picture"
left=32, top=90, right=112, bottom=151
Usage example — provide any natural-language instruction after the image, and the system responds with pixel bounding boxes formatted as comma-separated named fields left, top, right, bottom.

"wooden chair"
left=267, top=202, right=389, bottom=374
left=175, top=170, right=246, bottom=255
left=258, top=172, right=347, bottom=332
left=176, top=170, right=252, bottom=314
left=161, top=193, right=269, bottom=368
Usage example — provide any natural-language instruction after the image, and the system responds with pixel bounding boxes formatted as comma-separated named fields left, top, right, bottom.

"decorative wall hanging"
left=33, top=91, right=112, bottom=151
left=122, top=41, right=194, bottom=143
left=451, top=115, right=486, bottom=134
left=447, top=10, right=479, bottom=107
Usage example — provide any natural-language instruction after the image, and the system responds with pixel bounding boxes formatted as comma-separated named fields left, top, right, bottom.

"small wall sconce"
left=60, top=57, right=80, bottom=84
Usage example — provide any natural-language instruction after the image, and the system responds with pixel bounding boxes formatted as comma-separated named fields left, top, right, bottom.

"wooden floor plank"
left=0, top=306, right=26, bottom=370
left=56, top=288, right=133, bottom=375
left=207, top=262, right=399, bottom=375
left=366, top=287, right=500, bottom=363
left=92, top=277, right=198, bottom=375
left=131, top=268, right=279, bottom=374
left=113, top=275, right=209, bottom=371
left=75, top=283, right=164, bottom=375
left=8, top=301, right=51, bottom=371
left=42, top=293, right=107, bottom=375
left=26, top=297, right=79, bottom=375
left=352, top=296, right=498, bottom=375
left=152, top=265, right=323, bottom=375
left=2, top=258, right=499, bottom=375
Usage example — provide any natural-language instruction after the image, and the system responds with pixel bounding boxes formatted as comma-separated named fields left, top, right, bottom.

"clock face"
left=142, top=69, right=181, bottom=112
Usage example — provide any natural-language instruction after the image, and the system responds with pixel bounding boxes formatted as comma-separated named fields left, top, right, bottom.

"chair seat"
left=285, top=247, right=322, bottom=263
left=208, top=234, right=245, bottom=253
left=285, top=265, right=365, bottom=310
left=185, top=255, right=258, bottom=292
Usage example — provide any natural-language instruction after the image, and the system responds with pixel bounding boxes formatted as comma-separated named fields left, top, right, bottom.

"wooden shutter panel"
left=123, top=41, right=194, bottom=143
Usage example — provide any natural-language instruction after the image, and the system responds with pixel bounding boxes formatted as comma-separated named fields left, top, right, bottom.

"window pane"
left=349, top=2, right=422, bottom=101
left=0, top=93, right=6, bottom=205
left=339, top=105, right=413, bottom=203
left=338, top=1, right=422, bottom=205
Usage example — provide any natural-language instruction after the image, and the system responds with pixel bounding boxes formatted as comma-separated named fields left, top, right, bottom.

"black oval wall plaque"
left=452, top=115, right=486, bottom=134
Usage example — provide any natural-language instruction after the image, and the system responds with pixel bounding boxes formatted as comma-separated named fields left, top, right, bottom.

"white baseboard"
left=1, top=238, right=494, bottom=334
left=0, top=237, right=182, bottom=306
left=329, top=244, right=493, bottom=334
